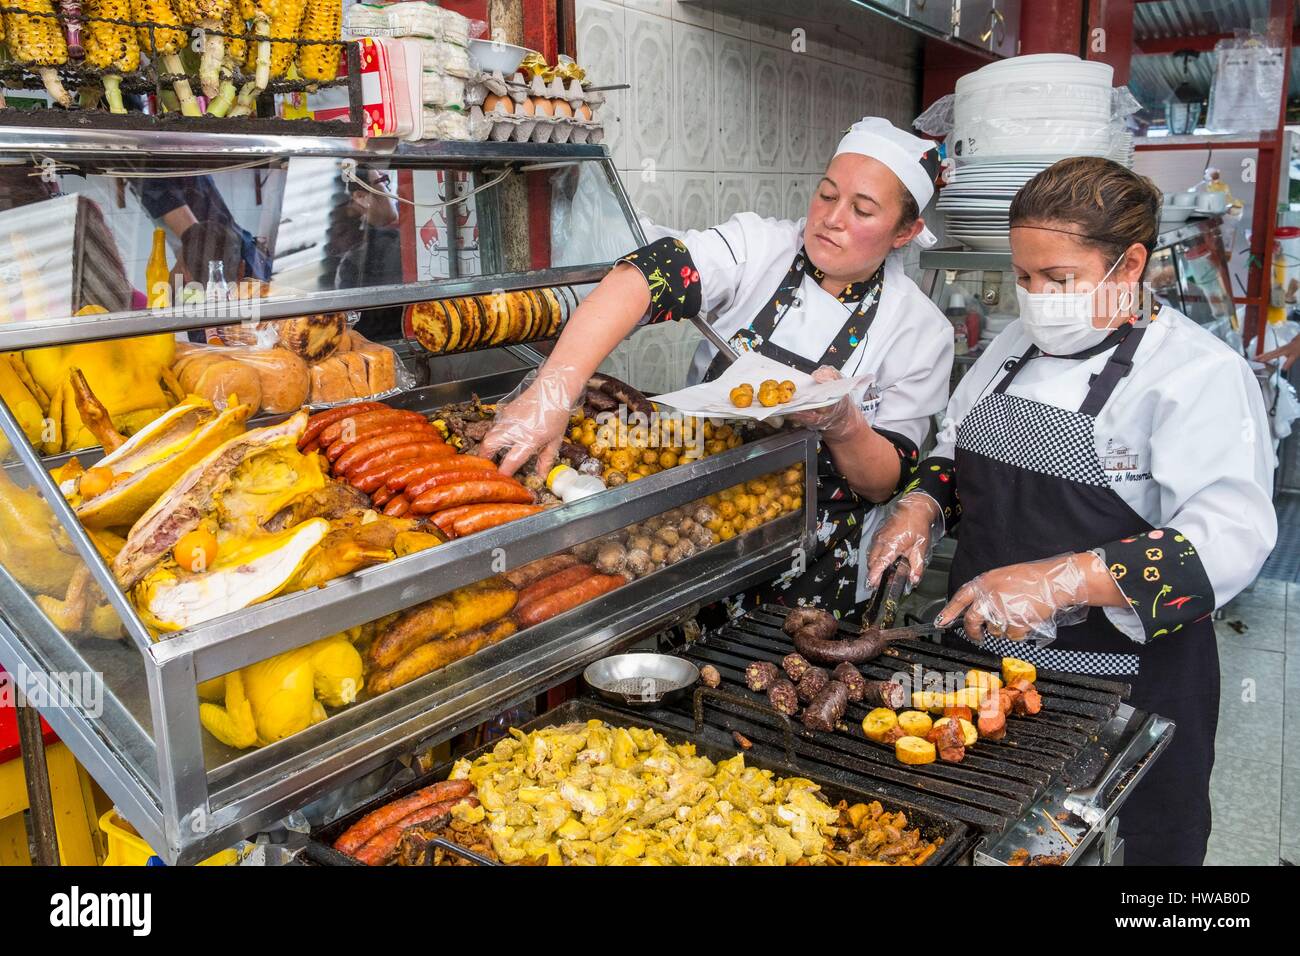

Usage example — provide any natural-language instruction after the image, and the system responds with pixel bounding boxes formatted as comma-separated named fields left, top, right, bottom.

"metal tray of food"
left=303, top=698, right=974, bottom=866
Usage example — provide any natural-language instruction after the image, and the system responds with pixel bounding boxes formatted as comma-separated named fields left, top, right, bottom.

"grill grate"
left=610, top=604, right=1132, bottom=834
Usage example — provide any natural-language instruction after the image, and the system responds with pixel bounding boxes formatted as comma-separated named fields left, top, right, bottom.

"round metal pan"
left=583, top=653, right=699, bottom=707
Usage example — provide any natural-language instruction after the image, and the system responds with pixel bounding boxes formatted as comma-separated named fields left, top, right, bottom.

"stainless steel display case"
left=0, top=131, right=818, bottom=863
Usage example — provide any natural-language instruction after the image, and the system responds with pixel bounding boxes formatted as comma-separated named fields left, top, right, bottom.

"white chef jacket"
left=927, top=306, right=1277, bottom=639
left=643, top=212, right=954, bottom=453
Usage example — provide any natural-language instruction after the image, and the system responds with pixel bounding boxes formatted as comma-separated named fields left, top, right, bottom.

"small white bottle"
left=547, top=464, right=606, bottom=502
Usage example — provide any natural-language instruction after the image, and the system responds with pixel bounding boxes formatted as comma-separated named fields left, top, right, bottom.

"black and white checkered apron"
left=948, top=323, right=1218, bottom=865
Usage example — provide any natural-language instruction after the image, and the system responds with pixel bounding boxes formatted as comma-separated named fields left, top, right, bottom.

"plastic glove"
left=935, top=551, right=1116, bottom=644
left=480, top=364, right=587, bottom=477
left=787, top=366, right=865, bottom=442
left=864, top=492, right=944, bottom=592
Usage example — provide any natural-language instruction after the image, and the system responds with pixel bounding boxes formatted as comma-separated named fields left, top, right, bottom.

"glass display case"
left=0, top=130, right=818, bottom=863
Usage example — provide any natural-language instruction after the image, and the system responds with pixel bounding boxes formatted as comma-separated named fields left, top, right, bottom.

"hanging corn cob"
left=57, top=0, right=84, bottom=59
left=243, top=0, right=303, bottom=89
left=228, top=0, right=260, bottom=115
left=204, top=0, right=245, bottom=116
left=82, top=0, right=140, bottom=113
left=295, top=0, right=338, bottom=85
left=3, top=0, right=75, bottom=107
left=176, top=0, right=230, bottom=99
left=129, top=0, right=200, bottom=115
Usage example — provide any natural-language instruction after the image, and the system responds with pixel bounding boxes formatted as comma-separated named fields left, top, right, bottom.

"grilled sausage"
left=372, top=486, right=395, bottom=507
left=352, top=795, right=480, bottom=866
left=832, top=662, right=868, bottom=702
left=515, top=563, right=596, bottom=612
left=802, top=680, right=849, bottom=732
left=863, top=680, right=907, bottom=709
left=381, top=456, right=498, bottom=493
left=318, top=408, right=426, bottom=449
left=411, top=481, right=534, bottom=514
left=383, top=495, right=411, bottom=517
left=767, top=678, right=799, bottom=716
left=978, top=691, right=1007, bottom=739
left=368, top=598, right=455, bottom=669
left=407, top=469, right=519, bottom=501
left=793, top=624, right=900, bottom=665
left=514, top=574, right=624, bottom=627
left=301, top=401, right=387, bottom=449
left=332, top=779, right=474, bottom=855
left=327, top=418, right=438, bottom=462
left=745, top=660, right=781, bottom=692
left=502, top=554, right=580, bottom=589
left=453, top=504, right=544, bottom=536
left=796, top=667, right=830, bottom=704
left=783, top=607, right=836, bottom=640
left=932, top=718, right=966, bottom=763
left=368, top=619, right=518, bottom=694
left=351, top=448, right=458, bottom=491
left=782, top=653, right=811, bottom=681
left=428, top=505, right=483, bottom=537
left=335, top=433, right=448, bottom=476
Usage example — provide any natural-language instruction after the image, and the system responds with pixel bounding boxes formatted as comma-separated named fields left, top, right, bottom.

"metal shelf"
left=0, top=265, right=612, bottom=351
left=0, top=126, right=612, bottom=164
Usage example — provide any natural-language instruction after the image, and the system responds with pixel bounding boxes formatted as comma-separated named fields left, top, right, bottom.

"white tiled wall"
left=576, top=0, right=922, bottom=234
left=579, top=0, right=923, bottom=394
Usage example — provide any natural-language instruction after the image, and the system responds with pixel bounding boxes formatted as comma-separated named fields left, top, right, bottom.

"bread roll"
left=309, top=356, right=353, bottom=404
left=244, top=348, right=309, bottom=413
left=191, top=359, right=263, bottom=411
left=348, top=331, right=398, bottom=394
left=338, top=352, right=371, bottom=397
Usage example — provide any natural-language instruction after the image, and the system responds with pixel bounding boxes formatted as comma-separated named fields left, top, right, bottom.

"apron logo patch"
left=1101, top=439, right=1151, bottom=482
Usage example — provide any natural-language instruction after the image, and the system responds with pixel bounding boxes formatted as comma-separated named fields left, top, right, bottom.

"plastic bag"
left=913, top=94, right=955, bottom=137
left=1207, top=31, right=1285, bottom=134
left=183, top=320, right=412, bottom=413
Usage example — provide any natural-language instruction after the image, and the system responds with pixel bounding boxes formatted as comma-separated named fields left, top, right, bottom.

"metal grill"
left=611, top=604, right=1134, bottom=835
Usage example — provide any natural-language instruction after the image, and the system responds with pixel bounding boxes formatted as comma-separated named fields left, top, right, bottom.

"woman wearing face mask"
left=866, top=157, right=1277, bottom=865
left=483, top=118, right=954, bottom=618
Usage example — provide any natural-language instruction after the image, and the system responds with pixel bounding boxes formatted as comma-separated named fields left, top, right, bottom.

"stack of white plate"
left=951, top=54, right=1120, bottom=167
left=936, top=161, right=1053, bottom=251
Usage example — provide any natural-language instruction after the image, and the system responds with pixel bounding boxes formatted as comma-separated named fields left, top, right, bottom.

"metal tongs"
left=864, top=557, right=945, bottom=642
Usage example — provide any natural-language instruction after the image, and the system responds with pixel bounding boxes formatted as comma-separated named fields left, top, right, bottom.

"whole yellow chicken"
left=198, top=632, right=363, bottom=749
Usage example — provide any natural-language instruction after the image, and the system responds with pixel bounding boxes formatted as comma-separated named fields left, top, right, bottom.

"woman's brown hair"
left=1009, top=156, right=1161, bottom=266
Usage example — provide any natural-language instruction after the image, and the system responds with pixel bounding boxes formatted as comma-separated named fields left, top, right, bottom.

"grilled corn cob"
left=204, top=1, right=245, bottom=115
left=243, top=0, right=303, bottom=88
left=295, top=0, right=338, bottom=84
left=176, top=0, right=230, bottom=99
left=0, top=17, right=6, bottom=109
left=3, top=0, right=74, bottom=107
left=82, top=0, right=140, bottom=113
left=129, top=0, right=200, bottom=115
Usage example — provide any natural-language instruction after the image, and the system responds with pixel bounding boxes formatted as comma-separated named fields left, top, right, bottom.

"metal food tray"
left=303, top=698, right=974, bottom=866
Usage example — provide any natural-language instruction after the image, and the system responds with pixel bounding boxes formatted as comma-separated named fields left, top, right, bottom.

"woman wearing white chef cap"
left=484, top=117, right=954, bottom=618
left=866, top=157, right=1277, bottom=865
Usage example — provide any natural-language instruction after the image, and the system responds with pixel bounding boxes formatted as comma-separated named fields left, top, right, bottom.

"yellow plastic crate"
left=99, top=810, right=240, bottom=867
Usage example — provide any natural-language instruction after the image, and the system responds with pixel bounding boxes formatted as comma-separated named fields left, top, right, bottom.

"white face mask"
left=1015, top=254, right=1130, bottom=356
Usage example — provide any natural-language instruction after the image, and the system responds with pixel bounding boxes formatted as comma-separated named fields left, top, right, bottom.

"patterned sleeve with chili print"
left=875, top=427, right=922, bottom=497
left=900, top=455, right=960, bottom=524
left=1099, top=528, right=1215, bottom=640
left=617, top=236, right=703, bottom=324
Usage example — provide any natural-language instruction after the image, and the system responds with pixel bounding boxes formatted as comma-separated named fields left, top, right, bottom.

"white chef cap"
left=834, top=117, right=941, bottom=248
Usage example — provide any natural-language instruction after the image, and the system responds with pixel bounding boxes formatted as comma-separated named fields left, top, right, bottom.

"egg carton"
left=468, top=104, right=603, bottom=144
left=464, top=70, right=604, bottom=116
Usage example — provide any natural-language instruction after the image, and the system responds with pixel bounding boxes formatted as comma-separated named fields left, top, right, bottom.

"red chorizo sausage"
left=406, top=469, right=518, bottom=501
left=300, top=401, right=387, bottom=449
left=332, top=779, right=473, bottom=856
left=453, top=504, right=545, bottom=536
left=428, top=505, right=481, bottom=537
left=326, top=417, right=437, bottom=462
left=352, top=795, right=480, bottom=866
left=383, top=495, right=411, bottom=517
left=335, top=432, right=447, bottom=475
left=372, top=486, right=395, bottom=507
left=514, top=563, right=595, bottom=614
left=409, top=481, right=533, bottom=515
left=381, top=456, right=497, bottom=493
left=515, top=574, right=625, bottom=627
left=502, top=554, right=581, bottom=588
left=351, top=449, right=459, bottom=492
left=319, top=409, right=428, bottom=451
